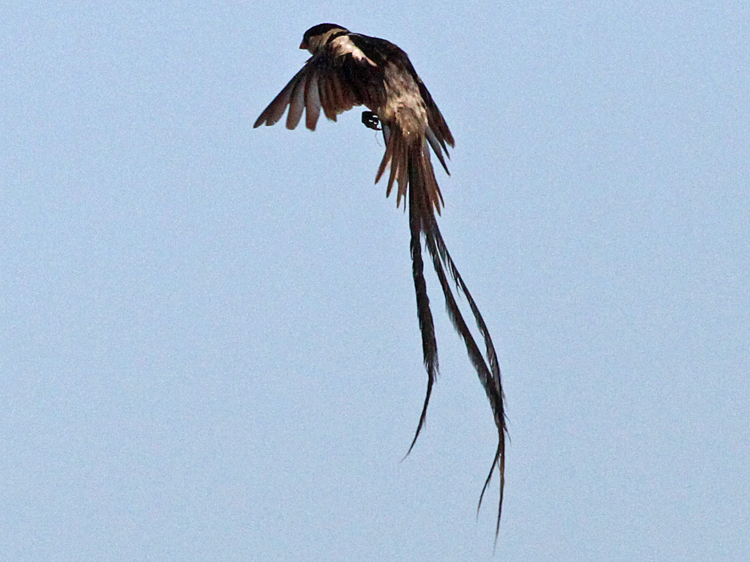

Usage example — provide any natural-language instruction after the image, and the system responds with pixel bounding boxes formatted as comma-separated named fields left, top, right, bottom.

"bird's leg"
left=361, top=110, right=382, bottom=131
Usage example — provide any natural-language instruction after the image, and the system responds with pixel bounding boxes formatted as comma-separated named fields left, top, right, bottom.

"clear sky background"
left=2, top=2, right=748, bottom=561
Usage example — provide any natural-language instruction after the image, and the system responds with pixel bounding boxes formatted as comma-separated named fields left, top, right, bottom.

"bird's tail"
left=376, top=126, right=444, bottom=214
left=383, top=131, right=508, bottom=539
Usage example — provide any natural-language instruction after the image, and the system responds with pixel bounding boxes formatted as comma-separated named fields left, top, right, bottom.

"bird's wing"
left=254, top=41, right=381, bottom=131
left=417, top=79, right=454, bottom=174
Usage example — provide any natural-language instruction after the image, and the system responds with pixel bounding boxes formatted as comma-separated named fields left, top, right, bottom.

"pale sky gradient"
left=2, top=2, right=749, bottom=560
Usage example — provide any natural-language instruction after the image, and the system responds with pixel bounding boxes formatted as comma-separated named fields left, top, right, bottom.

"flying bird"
left=254, top=23, right=507, bottom=538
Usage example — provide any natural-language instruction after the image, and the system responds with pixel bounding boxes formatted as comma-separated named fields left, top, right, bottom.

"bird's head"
left=300, top=23, right=349, bottom=54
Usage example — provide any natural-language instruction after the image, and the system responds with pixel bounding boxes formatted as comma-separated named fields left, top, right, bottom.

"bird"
left=254, top=23, right=507, bottom=539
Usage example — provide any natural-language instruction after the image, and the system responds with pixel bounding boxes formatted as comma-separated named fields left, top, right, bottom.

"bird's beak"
left=299, top=40, right=308, bottom=50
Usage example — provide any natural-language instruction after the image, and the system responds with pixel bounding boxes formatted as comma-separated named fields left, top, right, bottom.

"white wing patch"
left=331, top=36, right=377, bottom=66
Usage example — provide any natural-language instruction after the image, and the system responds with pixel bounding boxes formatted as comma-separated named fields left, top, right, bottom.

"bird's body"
left=255, top=24, right=507, bottom=540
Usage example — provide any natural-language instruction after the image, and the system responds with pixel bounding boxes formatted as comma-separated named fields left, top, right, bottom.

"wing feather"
left=255, top=49, right=367, bottom=130
left=253, top=71, right=301, bottom=128
left=286, top=73, right=308, bottom=129
left=419, top=80, right=455, bottom=149
left=426, top=127, right=450, bottom=175
left=317, top=72, right=338, bottom=121
left=305, top=71, right=322, bottom=130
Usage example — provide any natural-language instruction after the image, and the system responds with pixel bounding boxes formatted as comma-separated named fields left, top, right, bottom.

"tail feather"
left=405, top=172, right=438, bottom=454
left=376, top=128, right=443, bottom=212
left=403, top=137, right=507, bottom=540
left=375, top=122, right=507, bottom=540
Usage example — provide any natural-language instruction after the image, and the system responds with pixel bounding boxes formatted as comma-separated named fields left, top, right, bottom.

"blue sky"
left=2, top=2, right=749, bottom=560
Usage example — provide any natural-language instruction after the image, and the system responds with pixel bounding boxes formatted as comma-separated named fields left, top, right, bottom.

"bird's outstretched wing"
left=254, top=33, right=388, bottom=131
left=253, top=59, right=355, bottom=130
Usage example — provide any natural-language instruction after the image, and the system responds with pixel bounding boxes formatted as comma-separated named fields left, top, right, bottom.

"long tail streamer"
left=402, top=138, right=508, bottom=541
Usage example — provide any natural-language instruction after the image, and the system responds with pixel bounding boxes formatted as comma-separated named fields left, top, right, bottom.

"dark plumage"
left=255, top=23, right=508, bottom=541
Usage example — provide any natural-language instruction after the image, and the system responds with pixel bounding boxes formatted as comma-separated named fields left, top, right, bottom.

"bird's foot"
left=361, top=111, right=381, bottom=131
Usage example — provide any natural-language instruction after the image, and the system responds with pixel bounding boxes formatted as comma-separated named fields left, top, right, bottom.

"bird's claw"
left=361, top=111, right=382, bottom=131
